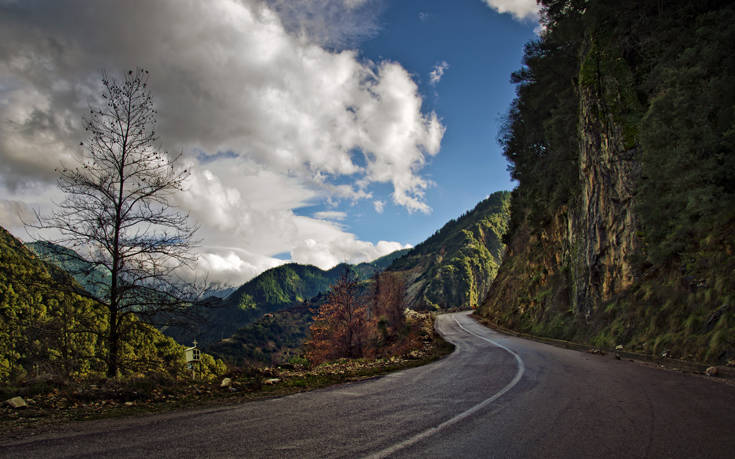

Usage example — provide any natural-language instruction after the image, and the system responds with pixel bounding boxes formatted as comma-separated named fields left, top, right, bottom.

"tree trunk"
left=107, top=309, right=119, bottom=378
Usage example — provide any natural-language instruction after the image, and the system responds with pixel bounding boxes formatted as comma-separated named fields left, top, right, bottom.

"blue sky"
left=338, top=0, right=538, bottom=246
left=0, top=0, right=539, bottom=285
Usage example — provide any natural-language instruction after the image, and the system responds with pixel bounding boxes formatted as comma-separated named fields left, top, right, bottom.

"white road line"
left=364, top=314, right=525, bottom=459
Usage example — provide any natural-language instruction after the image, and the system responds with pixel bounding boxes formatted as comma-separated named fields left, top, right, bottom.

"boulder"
left=6, top=396, right=28, bottom=409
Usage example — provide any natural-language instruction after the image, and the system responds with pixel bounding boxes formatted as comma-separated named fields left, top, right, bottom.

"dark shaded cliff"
left=479, top=0, right=735, bottom=363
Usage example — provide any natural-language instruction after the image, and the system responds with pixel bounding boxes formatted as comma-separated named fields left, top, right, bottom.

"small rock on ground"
left=6, top=397, right=28, bottom=409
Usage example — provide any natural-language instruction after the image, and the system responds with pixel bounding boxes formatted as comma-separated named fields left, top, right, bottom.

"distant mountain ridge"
left=27, top=241, right=110, bottom=300
left=161, top=249, right=410, bottom=348
left=205, top=192, right=510, bottom=365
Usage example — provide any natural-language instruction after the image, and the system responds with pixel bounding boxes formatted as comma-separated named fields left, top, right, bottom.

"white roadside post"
left=184, top=340, right=201, bottom=379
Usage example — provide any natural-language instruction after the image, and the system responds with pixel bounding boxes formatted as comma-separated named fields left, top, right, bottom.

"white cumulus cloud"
left=0, top=0, right=438, bottom=284
left=482, top=0, right=540, bottom=21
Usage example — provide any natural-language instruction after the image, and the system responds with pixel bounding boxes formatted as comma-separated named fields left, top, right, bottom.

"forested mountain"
left=161, top=264, right=341, bottom=348
left=162, top=250, right=409, bottom=350
left=478, top=0, right=735, bottom=364
left=21, top=234, right=409, bottom=365
left=386, top=191, right=510, bottom=309
left=352, top=249, right=411, bottom=279
left=0, top=226, right=224, bottom=383
left=16, top=190, right=508, bottom=369
left=0, top=227, right=100, bottom=382
left=206, top=302, right=315, bottom=366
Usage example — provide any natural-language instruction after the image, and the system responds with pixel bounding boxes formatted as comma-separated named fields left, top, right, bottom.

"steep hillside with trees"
left=386, top=191, right=510, bottom=309
left=479, top=0, right=735, bottom=364
left=0, top=226, right=224, bottom=383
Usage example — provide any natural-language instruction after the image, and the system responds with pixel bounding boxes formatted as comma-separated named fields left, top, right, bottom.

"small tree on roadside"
left=373, top=272, right=407, bottom=337
left=32, top=68, right=197, bottom=377
left=306, top=270, right=370, bottom=364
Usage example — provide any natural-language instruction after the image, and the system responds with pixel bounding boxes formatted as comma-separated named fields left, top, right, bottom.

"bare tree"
left=33, top=68, right=197, bottom=377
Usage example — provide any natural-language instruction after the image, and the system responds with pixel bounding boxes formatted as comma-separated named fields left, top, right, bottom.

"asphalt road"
left=3, top=312, right=735, bottom=458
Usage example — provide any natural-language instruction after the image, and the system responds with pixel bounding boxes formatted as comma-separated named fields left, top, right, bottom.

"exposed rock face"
left=573, top=81, right=640, bottom=319
left=479, top=40, right=640, bottom=337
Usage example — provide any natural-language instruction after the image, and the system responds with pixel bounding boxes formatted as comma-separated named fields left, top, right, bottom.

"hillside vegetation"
left=0, top=226, right=224, bottom=384
left=479, top=0, right=735, bottom=364
left=387, top=191, right=510, bottom=309
left=207, top=303, right=314, bottom=366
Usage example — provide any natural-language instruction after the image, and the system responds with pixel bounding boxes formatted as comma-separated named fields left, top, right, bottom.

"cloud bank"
left=0, top=0, right=437, bottom=284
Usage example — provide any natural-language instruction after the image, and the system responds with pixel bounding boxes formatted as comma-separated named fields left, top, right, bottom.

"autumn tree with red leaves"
left=306, top=270, right=370, bottom=364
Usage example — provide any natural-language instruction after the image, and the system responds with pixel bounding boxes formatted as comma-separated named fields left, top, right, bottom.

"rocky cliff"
left=479, top=1, right=734, bottom=364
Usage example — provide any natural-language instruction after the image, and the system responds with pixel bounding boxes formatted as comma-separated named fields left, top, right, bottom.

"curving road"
left=3, top=312, right=735, bottom=458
